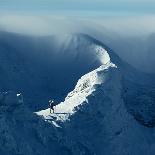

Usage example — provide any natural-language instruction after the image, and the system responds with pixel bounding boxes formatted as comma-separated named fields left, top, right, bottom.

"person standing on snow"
left=49, top=100, right=55, bottom=113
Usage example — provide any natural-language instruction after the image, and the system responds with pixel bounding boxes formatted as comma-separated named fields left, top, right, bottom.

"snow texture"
left=36, top=45, right=116, bottom=122
left=0, top=33, right=155, bottom=155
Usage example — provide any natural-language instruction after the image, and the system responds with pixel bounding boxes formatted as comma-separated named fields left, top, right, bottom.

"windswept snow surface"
left=36, top=38, right=155, bottom=155
left=1, top=33, right=155, bottom=155
left=36, top=58, right=116, bottom=122
left=36, top=47, right=155, bottom=155
left=36, top=45, right=114, bottom=121
left=0, top=32, right=108, bottom=110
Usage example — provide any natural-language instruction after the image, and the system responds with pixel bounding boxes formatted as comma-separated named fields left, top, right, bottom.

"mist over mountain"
left=0, top=14, right=155, bottom=73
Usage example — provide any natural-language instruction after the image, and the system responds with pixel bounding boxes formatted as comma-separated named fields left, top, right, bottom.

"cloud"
left=0, top=13, right=155, bottom=73
left=0, top=14, right=81, bottom=35
left=1, top=13, right=155, bottom=36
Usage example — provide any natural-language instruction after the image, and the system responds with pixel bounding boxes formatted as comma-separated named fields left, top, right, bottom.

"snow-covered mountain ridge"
left=36, top=46, right=117, bottom=122
left=36, top=40, right=155, bottom=155
left=0, top=31, right=112, bottom=111
left=0, top=33, right=155, bottom=155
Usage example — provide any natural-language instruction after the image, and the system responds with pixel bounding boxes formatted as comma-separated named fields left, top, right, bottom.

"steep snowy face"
left=36, top=45, right=114, bottom=121
left=0, top=41, right=120, bottom=155
left=54, top=46, right=112, bottom=116
left=37, top=62, right=117, bottom=121
left=1, top=32, right=155, bottom=155
left=36, top=46, right=155, bottom=155
left=0, top=31, right=110, bottom=110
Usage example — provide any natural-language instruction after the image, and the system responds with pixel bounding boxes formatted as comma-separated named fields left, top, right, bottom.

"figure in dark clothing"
left=49, top=100, right=55, bottom=113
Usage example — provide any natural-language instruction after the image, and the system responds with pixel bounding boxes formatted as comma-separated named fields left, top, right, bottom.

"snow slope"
left=1, top=33, right=155, bottom=155
left=36, top=39, right=155, bottom=155
left=0, top=91, right=79, bottom=155
left=37, top=40, right=155, bottom=155
left=0, top=31, right=106, bottom=110
left=36, top=58, right=116, bottom=122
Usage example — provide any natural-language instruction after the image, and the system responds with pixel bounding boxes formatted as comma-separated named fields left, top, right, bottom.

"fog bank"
left=0, top=13, right=155, bottom=73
